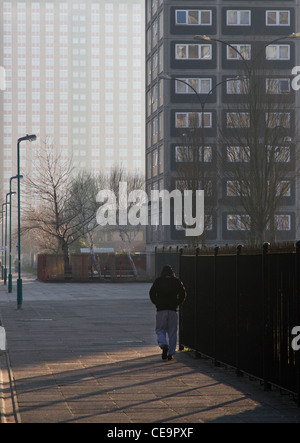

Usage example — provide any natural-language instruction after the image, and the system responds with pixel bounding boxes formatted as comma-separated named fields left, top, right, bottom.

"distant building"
left=0, top=0, right=145, bottom=198
left=145, top=0, right=300, bottom=247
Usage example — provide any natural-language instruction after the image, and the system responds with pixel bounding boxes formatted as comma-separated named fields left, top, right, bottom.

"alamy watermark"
left=93, top=67, right=300, bottom=240
left=1, top=66, right=300, bottom=237
left=96, top=182, right=204, bottom=237
left=292, top=66, right=300, bottom=91
left=291, top=326, right=300, bottom=351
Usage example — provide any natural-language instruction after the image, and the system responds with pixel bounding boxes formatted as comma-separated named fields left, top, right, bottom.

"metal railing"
left=155, top=243, right=300, bottom=403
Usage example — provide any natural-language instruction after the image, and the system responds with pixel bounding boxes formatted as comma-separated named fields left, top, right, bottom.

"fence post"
left=194, top=248, right=200, bottom=358
left=296, top=241, right=300, bottom=406
left=236, top=245, right=243, bottom=376
left=213, top=246, right=220, bottom=366
left=178, top=248, right=184, bottom=351
left=263, top=242, right=272, bottom=391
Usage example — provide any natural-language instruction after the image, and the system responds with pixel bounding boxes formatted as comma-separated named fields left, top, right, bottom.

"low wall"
left=37, top=253, right=147, bottom=282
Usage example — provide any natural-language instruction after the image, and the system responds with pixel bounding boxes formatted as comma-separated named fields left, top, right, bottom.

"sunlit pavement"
left=0, top=273, right=299, bottom=423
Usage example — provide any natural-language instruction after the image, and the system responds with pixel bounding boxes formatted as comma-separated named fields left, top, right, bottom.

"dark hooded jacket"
left=149, top=265, right=187, bottom=312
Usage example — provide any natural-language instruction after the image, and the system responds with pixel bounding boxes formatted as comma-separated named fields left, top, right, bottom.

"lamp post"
left=159, top=73, right=244, bottom=158
left=17, top=134, right=36, bottom=309
left=160, top=73, right=244, bottom=110
left=1, top=203, right=7, bottom=281
left=194, top=33, right=300, bottom=75
left=8, top=175, right=22, bottom=293
left=159, top=74, right=244, bottom=244
left=4, top=191, right=16, bottom=286
left=194, top=33, right=300, bottom=244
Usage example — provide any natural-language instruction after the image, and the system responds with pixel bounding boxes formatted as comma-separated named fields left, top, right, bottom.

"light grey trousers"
left=155, top=310, right=178, bottom=356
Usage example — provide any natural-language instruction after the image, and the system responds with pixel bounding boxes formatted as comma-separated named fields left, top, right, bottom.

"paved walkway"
left=0, top=273, right=299, bottom=424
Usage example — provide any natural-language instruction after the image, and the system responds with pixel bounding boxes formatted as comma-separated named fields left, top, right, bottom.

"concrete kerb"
left=0, top=352, right=6, bottom=423
left=0, top=305, right=21, bottom=424
left=0, top=350, right=21, bottom=423
left=0, top=332, right=19, bottom=423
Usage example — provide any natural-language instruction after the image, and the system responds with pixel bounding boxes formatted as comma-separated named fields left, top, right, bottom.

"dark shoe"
left=161, top=346, right=169, bottom=360
left=167, top=355, right=173, bottom=361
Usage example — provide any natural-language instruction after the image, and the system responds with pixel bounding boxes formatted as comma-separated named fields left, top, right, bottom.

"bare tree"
left=97, top=167, right=145, bottom=277
left=220, top=56, right=299, bottom=244
left=68, top=171, right=102, bottom=276
left=22, top=144, right=84, bottom=270
left=176, top=122, right=217, bottom=246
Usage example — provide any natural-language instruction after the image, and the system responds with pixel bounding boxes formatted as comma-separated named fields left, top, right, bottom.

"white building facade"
left=0, top=0, right=145, bottom=197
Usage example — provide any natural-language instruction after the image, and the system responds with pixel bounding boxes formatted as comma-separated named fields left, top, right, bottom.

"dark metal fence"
left=155, top=244, right=300, bottom=403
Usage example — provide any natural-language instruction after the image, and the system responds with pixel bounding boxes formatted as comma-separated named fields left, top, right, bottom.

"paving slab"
left=0, top=273, right=299, bottom=424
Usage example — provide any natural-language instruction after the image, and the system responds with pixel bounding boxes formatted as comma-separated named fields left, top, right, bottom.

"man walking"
left=149, top=265, right=187, bottom=361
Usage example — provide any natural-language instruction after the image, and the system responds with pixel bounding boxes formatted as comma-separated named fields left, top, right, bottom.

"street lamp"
left=8, top=175, right=23, bottom=293
left=159, top=73, right=251, bottom=242
left=159, top=73, right=245, bottom=145
left=194, top=33, right=300, bottom=75
left=159, top=73, right=245, bottom=109
left=194, top=34, right=251, bottom=75
left=4, top=191, right=16, bottom=285
left=17, top=134, right=36, bottom=309
left=194, top=33, right=300, bottom=44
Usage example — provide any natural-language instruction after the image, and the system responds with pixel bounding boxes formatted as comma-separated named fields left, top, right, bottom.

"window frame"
left=267, top=146, right=291, bottom=163
left=175, top=78, right=212, bottom=95
left=175, top=146, right=193, bottom=162
left=175, top=9, right=212, bottom=26
left=265, top=78, right=291, bottom=94
left=199, top=145, right=213, bottom=162
left=276, top=181, right=291, bottom=197
left=226, top=78, right=249, bottom=94
left=226, top=44, right=251, bottom=60
left=226, top=146, right=250, bottom=163
left=266, top=44, right=290, bottom=60
left=175, top=43, right=212, bottom=60
left=175, top=112, right=212, bottom=129
left=226, top=112, right=250, bottom=128
left=226, top=10, right=251, bottom=26
left=226, top=181, right=240, bottom=197
left=266, top=10, right=290, bottom=26
left=275, top=215, right=291, bottom=231
left=265, top=112, right=291, bottom=129
left=175, top=145, right=212, bottom=163
left=227, top=214, right=251, bottom=231
left=226, top=180, right=249, bottom=197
